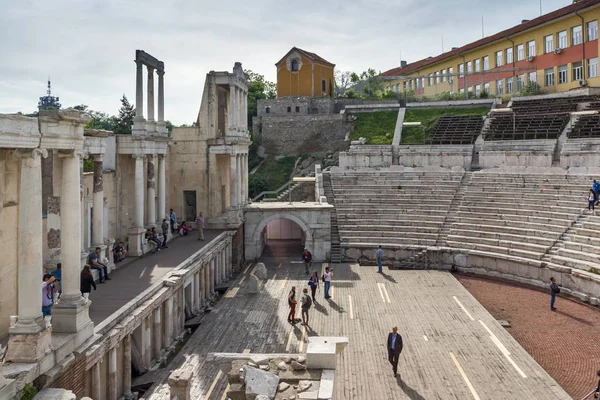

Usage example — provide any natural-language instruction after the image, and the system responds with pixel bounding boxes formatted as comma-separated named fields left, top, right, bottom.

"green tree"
left=248, top=174, right=269, bottom=199
left=334, top=70, right=353, bottom=97
left=245, top=70, right=276, bottom=128
left=113, top=95, right=135, bottom=135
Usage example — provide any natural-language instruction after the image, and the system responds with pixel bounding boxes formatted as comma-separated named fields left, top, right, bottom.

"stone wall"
left=259, top=115, right=352, bottom=157
left=339, top=145, right=393, bottom=168
left=257, top=98, right=400, bottom=117
left=397, top=145, right=473, bottom=168
left=0, top=150, right=18, bottom=338
left=479, top=139, right=556, bottom=168
left=560, top=138, right=600, bottom=168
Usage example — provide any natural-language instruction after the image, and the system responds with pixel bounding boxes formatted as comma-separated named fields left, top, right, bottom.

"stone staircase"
left=542, top=211, right=593, bottom=266
left=391, top=249, right=428, bottom=270
left=323, top=173, right=341, bottom=263
left=436, top=172, right=472, bottom=246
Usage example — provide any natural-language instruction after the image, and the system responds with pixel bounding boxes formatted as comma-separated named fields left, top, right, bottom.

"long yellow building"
left=276, top=47, right=335, bottom=98
left=382, top=0, right=600, bottom=98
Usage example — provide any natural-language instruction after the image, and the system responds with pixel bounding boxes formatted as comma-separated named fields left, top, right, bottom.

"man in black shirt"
left=113, top=242, right=127, bottom=263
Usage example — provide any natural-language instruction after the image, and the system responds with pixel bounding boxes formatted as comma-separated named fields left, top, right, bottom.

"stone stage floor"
left=143, top=252, right=570, bottom=399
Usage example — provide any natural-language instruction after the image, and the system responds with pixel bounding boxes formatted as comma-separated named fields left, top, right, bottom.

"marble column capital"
left=157, top=69, right=165, bottom=77
left=147, top=66, right=155, bottom=75
left=132, top=153, right=147, bottom=160
left=91, top=154, right=104, bottom=162
left=14, top=148, right=48, bottom=160
left=57, top=149, right=87, bottom=160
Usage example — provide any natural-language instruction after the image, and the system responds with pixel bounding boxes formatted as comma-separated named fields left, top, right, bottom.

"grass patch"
left=401, top=107, right=490, bottom=144
left=350, top=110, right=398, bottom=145
left=249, top=155, right=298, bottom=199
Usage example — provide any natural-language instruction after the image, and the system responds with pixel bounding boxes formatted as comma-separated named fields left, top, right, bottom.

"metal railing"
left=581, top=389, right=597, bottom=400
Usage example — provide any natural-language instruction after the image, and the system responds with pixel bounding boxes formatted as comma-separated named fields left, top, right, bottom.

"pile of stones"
left=226, top=355, right=322, bottom=400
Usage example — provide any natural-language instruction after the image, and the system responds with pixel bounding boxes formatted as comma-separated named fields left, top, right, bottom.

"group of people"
left=169, top=209, right=205, bottom=239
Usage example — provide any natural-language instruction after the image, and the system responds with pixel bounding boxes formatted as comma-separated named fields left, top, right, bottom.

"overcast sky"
left=0, top=0, right=569, bottom=125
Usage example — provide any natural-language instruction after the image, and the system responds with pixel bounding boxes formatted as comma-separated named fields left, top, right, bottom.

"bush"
left=248, top=174, right=269, bottom=199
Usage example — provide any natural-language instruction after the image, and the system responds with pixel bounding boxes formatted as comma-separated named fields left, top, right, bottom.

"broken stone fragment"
left=278, top=382, right=290, bottom=392
left=244, top=366, right=279, bottom=399
left=298, top=380, right=312, bottom=392
left=290, top=360, right=306, bottom=371
left=277, top=361, right=288, bottom=371
left=297, top=355, right=306, bottom=363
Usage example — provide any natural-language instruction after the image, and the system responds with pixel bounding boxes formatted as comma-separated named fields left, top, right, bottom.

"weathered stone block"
left=33, top=388, right=76, bottom=400
left=248, top=275, right=260, bottom=294
left=168, top=368, right=193, bottom=400
left=244, top=366, right=279, bottom=400
left=255, top=263, right=268, bottom=280
left=228, top=359, right=248, bottom=384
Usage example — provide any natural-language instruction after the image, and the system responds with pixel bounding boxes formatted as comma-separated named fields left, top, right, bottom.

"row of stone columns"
left=228, top=85, right=247, bottom=132
left=89, top=239, right=232, bottom=398
left=135, top=61, right=165, bottom=124
left=230, top=153, right=248, bottom=207
left=133, top=154, right=167, bottom=229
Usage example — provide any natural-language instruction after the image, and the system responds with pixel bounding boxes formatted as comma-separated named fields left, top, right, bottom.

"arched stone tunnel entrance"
left=244, top=203, right=333, bottom=261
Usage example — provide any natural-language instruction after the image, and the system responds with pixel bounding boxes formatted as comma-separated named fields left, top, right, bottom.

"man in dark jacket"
left=387, top=326, right=403, bottom=377
left=550, top=277, right=560, bottom=311
left=302, top=248, right=312, bottom=274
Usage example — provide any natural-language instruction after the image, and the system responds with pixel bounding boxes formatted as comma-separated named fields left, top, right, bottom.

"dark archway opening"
left=261, top=218, right=306, bottom=258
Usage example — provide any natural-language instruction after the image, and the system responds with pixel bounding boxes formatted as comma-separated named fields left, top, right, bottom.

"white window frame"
left=475, top=84, right=481, bottom=96
left=442, top=69, right=447, bottom=82
left=484, top=82, right=490, bottom=93
left=467, top=61, right=472, bottom=74
left=483, top=56, right=489, bottom=71
left=474, top=59, right=481, bottom=72
left=545, top=68, right=555, bottom=86
left=516, top=44, right=524, bottom=61
left=458, top=64, right=464, bottom=77
left=496, top=51, right=503, bottom=67
left=528, top=72, right=536, bottom=83
left=558, top=64, right=568, bottom=84
left=573, top=61, right=583, bottom=81
left=558, top=30, right=567, bottom=49
left=527, top=41, right=536, bottom=57
left=544, top=35, right=553, bottom=53
left=572, top=25, right=583, bottom=46
left=588, top=20, right=598, bottom=41
left=588, top=57, right=599, bottom=78
left=496, top=79, right=503, bottom=95
left=506, top=48, right=513, bottom=63
left=506, top=77, right=513, bottom=93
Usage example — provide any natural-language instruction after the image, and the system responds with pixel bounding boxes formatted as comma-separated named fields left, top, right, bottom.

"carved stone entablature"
left=116, top=134, right=169, bottom=155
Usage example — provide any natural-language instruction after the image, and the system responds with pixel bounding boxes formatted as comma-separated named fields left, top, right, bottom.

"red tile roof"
left=276, top=47, right=335, bottom=67
left=381, top=0, right=600, bottom=78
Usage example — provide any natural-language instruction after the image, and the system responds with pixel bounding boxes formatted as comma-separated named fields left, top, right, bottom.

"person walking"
left=42, top=274, right=57, bottom=317
left=387, top=326, right=403, bottom=377
left=80, top=264, right=97, bottom=303
left=589, top=189, right=596, bottom=211
left=550, top=277, right=560, bottom=311
left=170, top=209, right=177, bottom=233
left=309, top=271, right=319, bottom=302
left=287, top=286, right=297, bottom=324
left=376, top=245, right=383, bottom=273
left=323, top=267, right=333, bottom=299
left=196, top=211, right=205, bottom=241
left=593, top=180, right=600, bottom=205
left=302, top=248, right=312, bottom=274
left=301, top=288, right=312, bottom=326
left=161, top=218, right=170, bottom=246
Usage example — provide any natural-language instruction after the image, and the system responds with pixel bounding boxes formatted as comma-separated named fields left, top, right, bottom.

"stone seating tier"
left=568, top=114, right=600, bottom=139
left=449, top=228, right=555, bottom=246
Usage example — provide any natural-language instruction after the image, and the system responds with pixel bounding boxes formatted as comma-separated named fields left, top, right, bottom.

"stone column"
left=92, top=362, right=102, bottom=400
left=158, top=155, right=166, bottom=225
left=129, top=154, right=146, bottom=256
left=157, top=70, right=165, bottom=123
left=53, top=151, right=92, bottom=334
left=164, top=296, right=173, bottom=347
left=222, top=249, right=228, bottom=282
left=108, top=347, right=117, bottom=400
left=123, top=335, right=133, bottom=399
left=135, top=60, right=144, bottom=120
left=6, top=149, right=51, bottom=363
left=240, top=154, right=246, bottom=205
left=154, top=308, right=162, bottom=357
left=229, top=85, right=236, bottom=131
left=229, top=154, right=238, bottom=208
left=210, top=258, right=215, bottom=295
left=245, top=154, right=249, bottom=206
left=203, top=264, right=209, bottom=306
left=147, top=67, right=155, bottom=122
left=236, top=154, right=242, bottom=207
left=91, top=155, right=104, bottom=247
left=144, top=316, right=152, bottom=366
left=147, top=155, right=156, bottom=227
left=80, top=156, right=87, bottom=263
left=194, top=272, right=200, bottom=312
left=238, top=89, right=244, bottom=132
left=228, top=240, right=233, bottom=277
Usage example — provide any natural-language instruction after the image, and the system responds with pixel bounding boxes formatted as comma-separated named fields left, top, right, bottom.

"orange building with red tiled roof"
left=381, top=0, right=600, bottom=98
left=276, top=47, right=335, bottom=98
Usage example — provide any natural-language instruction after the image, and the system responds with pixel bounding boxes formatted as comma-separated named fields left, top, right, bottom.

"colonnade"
left=230, top=153, right=249, bottom=207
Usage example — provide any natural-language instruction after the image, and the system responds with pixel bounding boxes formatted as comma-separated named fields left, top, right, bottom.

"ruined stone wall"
left=49, top=354, right=87, bottom=398
left=257, top=98, right=400, bottom=117
left=0, top=150, right=18, bottom=338
left=82, top=171, right=119, bottom=246
left=259, top=115, right=352, bottom=157
left=117, top=155, right=137, bottom=243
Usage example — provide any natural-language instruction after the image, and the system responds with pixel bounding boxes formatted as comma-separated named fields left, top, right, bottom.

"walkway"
left=456, top=274, right=600, bottom=399
left=88, top=230, right=223, bottom=325
left=144, top=257, right=570, bottom=399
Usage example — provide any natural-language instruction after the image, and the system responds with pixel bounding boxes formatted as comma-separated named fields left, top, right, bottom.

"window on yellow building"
left=516, top=44, right=524, bottom=61
left=528, top=72, right=536, bottom=83
left=506, top=77, right=513, bottom=93
left=544, top=35, right=553, bottom=53
left=545, top=68, right=555, bottom=86
left=588, top=20, right=598, bottom=41
left=517, top=74, right=525, bottom=90
left=527, top=41, right=536, bottom=57
left=572, top=25, right=583, bottom=46
left=467, top=61, right=472, bottom=74
left=558, top=31, right=567, bottom=49
left=448, top=67, right=454, bottom=81
left=442, top=69, right=447, bottom=82
left=558, top=64, right=568, bottom=84
left=484, top=83, right=489, bottom=94
left=483, top=56, right=489, bottom=71
left=572, top=62, right=583, bottom=81
left=475, top=85, right=481, bottom=96
left=474, top=59, right=480, bottom=72
left=429, top=74, right=433, bottom=86
left=291, top=60, right=299, bottom=72
left=496, top=80, right=503, bottom=95
left=588, top=57, right=598, bottom=78
left=495, top=51, right=503, bottom=67
left=506, top=48, right=513, bottom=64
left=435, top=72, right=440, bottom=84
left=458, top=64, right=464, bottom=77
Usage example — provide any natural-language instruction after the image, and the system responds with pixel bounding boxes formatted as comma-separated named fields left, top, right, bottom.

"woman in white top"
left=589, top=189, right=595, bottom=211
left=323, top=267, right=333, bottom=299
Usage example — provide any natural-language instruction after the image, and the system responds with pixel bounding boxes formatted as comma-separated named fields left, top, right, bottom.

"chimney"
left=400, top=60, right=407, bottom=67
left=451, top=47, right=459, bottom=51
left=521, top=19, right=530, bottom=24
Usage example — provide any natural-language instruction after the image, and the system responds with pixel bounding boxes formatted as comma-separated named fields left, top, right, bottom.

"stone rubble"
left=244, top=365, right=279, bottom=399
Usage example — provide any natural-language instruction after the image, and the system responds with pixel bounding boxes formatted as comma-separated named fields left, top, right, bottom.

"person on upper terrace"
left=179, top=221, right=191, bottom=236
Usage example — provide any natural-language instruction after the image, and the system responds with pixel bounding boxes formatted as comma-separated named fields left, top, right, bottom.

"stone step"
left=559, top=244, right=600, bottom=263
left=446, top=241, right=544, bottom=260
left=549, top=254, right=598, bottom=272
left=454, top=213, right=572, bottom=228
left=341, top=231, right=438, bottom=239
left=569, top=234, right=600, bottom=247
left=341, top=237, right=437, bottom=246
left=449, top=222, right=563, bottom=238
left=457, top=206, right=578, bottom=220
left=448, top=229, right=554, bottom=246
left=447, top=234, right=548, bottom=253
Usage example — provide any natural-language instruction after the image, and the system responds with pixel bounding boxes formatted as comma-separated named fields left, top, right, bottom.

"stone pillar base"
left=5, top=326, right=52, bottom=363
left=132, top=119, right=147, bottom=136
left=51, top=301, right=93, bottom=335
left=155, top=121, right=167, bottom=135
left=128, top=227, right=146, bottom=257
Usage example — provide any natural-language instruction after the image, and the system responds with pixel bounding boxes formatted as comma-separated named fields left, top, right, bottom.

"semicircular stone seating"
left=331, top=170, right=600, bottom=279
